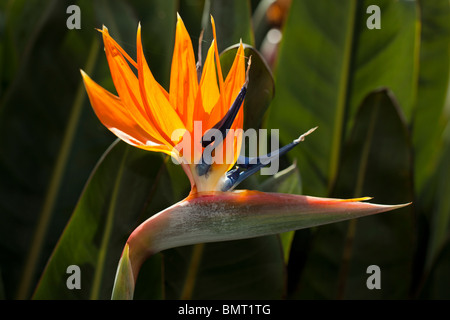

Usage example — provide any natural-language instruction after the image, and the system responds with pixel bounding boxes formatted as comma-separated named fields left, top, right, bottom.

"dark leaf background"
left=0, top=0, right=449, bottom=299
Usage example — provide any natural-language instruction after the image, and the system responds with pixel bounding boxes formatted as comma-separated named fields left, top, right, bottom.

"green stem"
left=16, top=39, right=100, bottom=299
left=328, top=0, right=357, bottom=192
left=181, top=243, right=205, bottom=300
left=337, top=219, right=357, bottom=300
left=90, top=147, right=129, bottom=300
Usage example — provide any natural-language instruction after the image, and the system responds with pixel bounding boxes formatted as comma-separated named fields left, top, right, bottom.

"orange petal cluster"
left=82, top=15, right=246, bottom=192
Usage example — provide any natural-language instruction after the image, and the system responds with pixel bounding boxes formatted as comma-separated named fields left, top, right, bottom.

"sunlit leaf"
left=0, top=0, right=178, bottom=299
left=412, top=0, right=450, bottom=193
left=266, top=0, right=419, bottom=196
left=423, top=125, right=450, bottom=275
left=0, top=0, right=110, bottom=299
left=33, top=141, right=174, bottom=299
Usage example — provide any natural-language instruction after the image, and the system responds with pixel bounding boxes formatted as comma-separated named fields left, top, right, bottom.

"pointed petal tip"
left=80, top=69, right=91, bottom=82
left=238, top=39, right=246, bottom=52
left=111, top=242, right=135, bottom=300
left=97, top=25, right=110, bottom=38
left=95, top=25, right=107, bottom=34
left=392, top=202, right=413, bottom=209
left=361, top=199, right=413, bottom=213
left=294, top=126, right=318, bottom=143
left=340, top=196, right=373, bottom=202
left=332, top=196, right=411, bottom=211
left=359, top=201, right=412, bottom=216
left=137, top=23, right=142, bottom=38
left=122, top=242, right=130, bottom=259
left=356, top=197, right=412, bottom=209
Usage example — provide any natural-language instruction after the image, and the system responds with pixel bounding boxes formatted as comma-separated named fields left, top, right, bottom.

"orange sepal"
left=81, top=70, right=172, bottom=155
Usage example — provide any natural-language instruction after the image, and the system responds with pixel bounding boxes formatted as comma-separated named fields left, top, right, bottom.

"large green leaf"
left=32, top=141, right=179, bottom=299
left=402, top=0, right=450, bottom=298
left=266, top=0, right=419, bottom=197
left=410, top=0, right=450, bottom=286
left=0, top=0, right=110, bottom=300
left=421, top=123, right=450, bottom=291
left=412, top=0, right=450, bottom=193
left=0, top=0, right=178, bottom=299
left=291, top=89, right=415, bottom=299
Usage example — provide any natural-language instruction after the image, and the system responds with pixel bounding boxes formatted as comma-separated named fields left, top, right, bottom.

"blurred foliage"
left=0, top=0, right=449, bottom=300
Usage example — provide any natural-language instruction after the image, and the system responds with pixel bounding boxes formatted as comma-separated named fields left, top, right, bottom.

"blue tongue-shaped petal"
left=196, top=56, right=251, bottom=177
left=196, top=83, right=248, bottom=176
left=221, top=127, right=318, bottom=191
left=201, top=57, right=251, bottom=148
left=201, top=84, right=247, bottom=148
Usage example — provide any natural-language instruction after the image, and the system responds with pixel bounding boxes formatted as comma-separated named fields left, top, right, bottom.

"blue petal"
left=222, top=127, right=318, bottom=191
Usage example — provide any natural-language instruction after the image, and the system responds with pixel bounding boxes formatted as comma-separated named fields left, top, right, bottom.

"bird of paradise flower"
left=81, top=15, right=409, bottom=299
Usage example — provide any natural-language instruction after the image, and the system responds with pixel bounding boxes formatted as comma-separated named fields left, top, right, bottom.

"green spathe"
left=112, top=190, right=409, bottom=299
